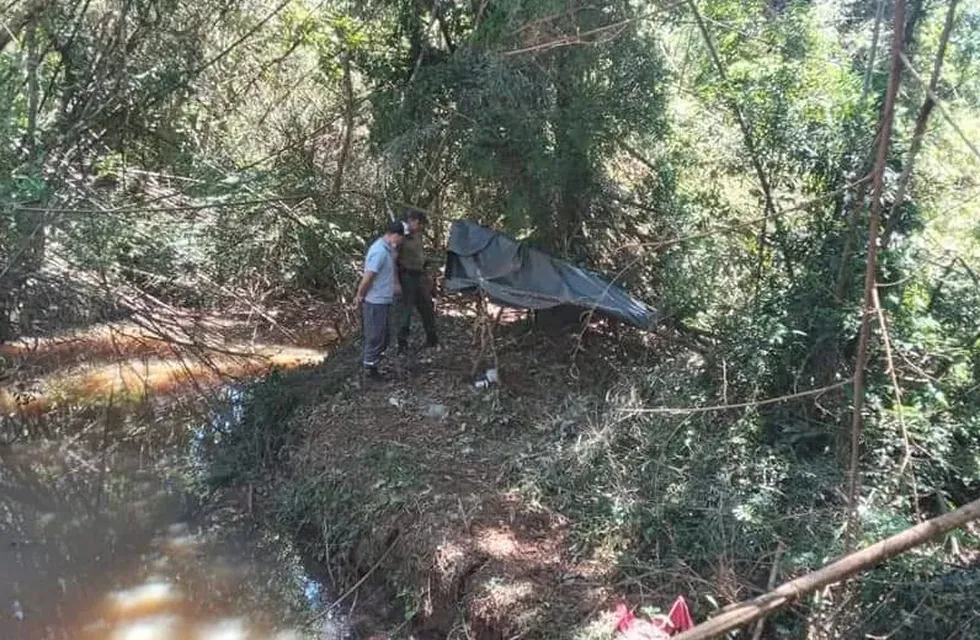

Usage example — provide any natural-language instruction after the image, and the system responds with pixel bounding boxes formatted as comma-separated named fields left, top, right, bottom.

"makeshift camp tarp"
left=444, top=220, right=657, bottom=330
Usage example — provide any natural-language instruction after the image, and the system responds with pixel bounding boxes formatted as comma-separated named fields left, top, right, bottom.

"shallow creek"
left=1, top=334, right=346, bottom=640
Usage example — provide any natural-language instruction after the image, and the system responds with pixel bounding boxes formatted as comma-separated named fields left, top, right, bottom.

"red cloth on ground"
left=614, top=597, right=694, bottom=638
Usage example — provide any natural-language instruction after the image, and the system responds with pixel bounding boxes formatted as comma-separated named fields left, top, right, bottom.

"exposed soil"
left=245, top=300, right=664, bottom=639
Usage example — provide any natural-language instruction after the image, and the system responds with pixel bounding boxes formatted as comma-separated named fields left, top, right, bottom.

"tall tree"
left=365, top=0, right=669, bottom=257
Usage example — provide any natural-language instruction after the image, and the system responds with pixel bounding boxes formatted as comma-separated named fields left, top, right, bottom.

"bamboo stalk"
left=673, top=497, right=980, bottom=640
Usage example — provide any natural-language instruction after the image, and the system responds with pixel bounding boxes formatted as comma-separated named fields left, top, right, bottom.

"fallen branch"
left=672, top=497, right=980, bottom=640
left=306, top=532, right=402, bottom=626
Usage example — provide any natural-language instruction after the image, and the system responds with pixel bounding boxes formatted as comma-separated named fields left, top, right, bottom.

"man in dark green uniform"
left=396, top=207, right=438, bottom=353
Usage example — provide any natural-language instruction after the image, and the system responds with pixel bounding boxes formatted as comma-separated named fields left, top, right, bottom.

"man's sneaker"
left=397, top=343, right=409, bottom=356
left=364, top=366, right=384, bottom=381
left=423, top=339, right=440, bottom=351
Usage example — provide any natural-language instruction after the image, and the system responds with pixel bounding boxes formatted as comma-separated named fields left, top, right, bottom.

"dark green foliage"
left=2, top=0, right=980, bottom=636
left=210, top=370, right=305, bottom=483
left=365, top=0, right=669, bottom=257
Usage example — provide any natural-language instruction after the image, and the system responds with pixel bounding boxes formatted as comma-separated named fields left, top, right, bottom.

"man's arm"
left=355, top=270, right=376, bottom=305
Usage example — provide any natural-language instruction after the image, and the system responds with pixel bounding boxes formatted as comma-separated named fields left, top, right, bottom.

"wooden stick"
left=486, top=296, right=500, bottom=378
left=673, top=497, right=980, bottom=640
left=750, top=542, right=783, bottom=640
left=471, top=293, right=488, bottom=377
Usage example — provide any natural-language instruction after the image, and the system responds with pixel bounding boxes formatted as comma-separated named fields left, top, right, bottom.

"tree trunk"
left=833, top=179, right=869, bottom=303
left=552, top=56, right=590, bottom=258
left=26, top=18, right=40, bottom=158
left=331, top=50, right=355, bottom=200
left=3, top=16, right=49, bottom=342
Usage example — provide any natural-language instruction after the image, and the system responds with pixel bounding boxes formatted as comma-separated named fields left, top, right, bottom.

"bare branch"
left=882, top=0, right=959, bottom=248
left=846, top=0, right=907, bottom=552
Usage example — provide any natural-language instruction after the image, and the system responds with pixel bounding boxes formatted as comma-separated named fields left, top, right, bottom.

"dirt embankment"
left=235, top=306, right=662, bottom=639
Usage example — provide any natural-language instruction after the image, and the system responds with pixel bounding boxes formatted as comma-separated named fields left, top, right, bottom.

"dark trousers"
left=362, top=302, right=390, bottom=366
left=396, top=270, right=437, bottom=347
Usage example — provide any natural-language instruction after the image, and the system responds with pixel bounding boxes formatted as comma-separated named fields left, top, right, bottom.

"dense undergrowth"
left=214, top=307, right=979, bottom=639
left=3, top=0, right=980, bottom=637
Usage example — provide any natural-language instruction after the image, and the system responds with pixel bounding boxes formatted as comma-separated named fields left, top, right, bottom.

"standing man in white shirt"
left=355, top=220, right=405, bottom=380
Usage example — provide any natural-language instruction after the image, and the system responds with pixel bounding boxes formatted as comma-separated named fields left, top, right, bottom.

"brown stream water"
left=0, top=329, right=344, bottom=640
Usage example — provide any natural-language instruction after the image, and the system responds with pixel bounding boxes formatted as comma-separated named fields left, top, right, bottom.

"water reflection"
left=1, top=347, right=326, bottom=416
left=0, top=399, right=329, bottom=640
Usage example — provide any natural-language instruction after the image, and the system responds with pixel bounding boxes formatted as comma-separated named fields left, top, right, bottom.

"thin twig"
left=872, top=286, right=921, bottom=523
left=322, top=519, right=337, bottom=592
left=618, top=378, right=852, bottom=416
left=306, top=533, right=402, bottom=626
left=12, top=194, right=314, bottom=215
left=500, top=2, right=690, bottom=57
